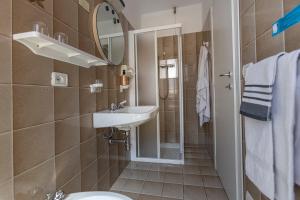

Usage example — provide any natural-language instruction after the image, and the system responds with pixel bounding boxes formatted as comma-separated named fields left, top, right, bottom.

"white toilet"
left=64, top=192, right=132, bottom=200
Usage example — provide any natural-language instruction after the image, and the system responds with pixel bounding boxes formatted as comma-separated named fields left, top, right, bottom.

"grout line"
left=14, top=157, right=55, bottom=179
left=13, top=121, right=55, bottom=134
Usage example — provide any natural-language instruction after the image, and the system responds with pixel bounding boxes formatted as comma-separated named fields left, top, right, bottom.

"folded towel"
left=272, top=51, right=298, bottom=200
left=244, top=53, right=285, bottom=199
left=196, top=46, right=210, bottom=126
left=241, top=53, right=285, bottom=121
left=294, top=54, right=300, bottom=186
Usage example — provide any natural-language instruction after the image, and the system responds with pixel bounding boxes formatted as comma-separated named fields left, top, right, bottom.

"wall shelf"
left=13, top=31, right=107, bottom=68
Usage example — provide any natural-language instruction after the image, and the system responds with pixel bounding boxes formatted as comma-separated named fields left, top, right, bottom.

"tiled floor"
left=110, top=145, right=228, bottom=200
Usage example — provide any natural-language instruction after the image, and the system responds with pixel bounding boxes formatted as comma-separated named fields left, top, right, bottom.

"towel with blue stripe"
left=240, top=53, right=285, bottom=121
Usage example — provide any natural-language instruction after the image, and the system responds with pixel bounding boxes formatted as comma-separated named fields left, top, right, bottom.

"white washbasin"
left=65, top=192, right=132, bottom=200
left=93, top=106, right=159, bottom=129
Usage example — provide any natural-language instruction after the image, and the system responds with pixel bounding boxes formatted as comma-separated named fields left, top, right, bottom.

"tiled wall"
left=240, top=0, right=300, bottom=198
left=182, top=32, right=212, bottom=146
left=0, top=0, right=132, bottom=199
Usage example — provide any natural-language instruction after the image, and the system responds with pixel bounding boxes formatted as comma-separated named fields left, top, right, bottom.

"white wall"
left=140, top=2, right=212, bottom=34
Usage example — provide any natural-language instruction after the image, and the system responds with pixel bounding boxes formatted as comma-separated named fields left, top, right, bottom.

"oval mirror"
left=93, top=2, right=125, bottom=65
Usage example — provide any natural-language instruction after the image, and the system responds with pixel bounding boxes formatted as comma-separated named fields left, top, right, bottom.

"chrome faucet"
left=117, top=100, right=127, bottom=109
left=110, top=100, right=127, bottom=111
left=45, top=190, right=65, bottom=200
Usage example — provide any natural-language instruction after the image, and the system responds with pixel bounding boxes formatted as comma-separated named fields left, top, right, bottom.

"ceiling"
left=123, top=0, right=204, bottom=14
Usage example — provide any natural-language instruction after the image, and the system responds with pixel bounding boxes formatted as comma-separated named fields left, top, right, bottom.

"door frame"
left=211, top=0, right=243, bottom=199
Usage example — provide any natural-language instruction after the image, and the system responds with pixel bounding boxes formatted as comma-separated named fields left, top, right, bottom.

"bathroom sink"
left=64, top=192, right=132, bottom=200
left=93, top=106, right=159, bottom=129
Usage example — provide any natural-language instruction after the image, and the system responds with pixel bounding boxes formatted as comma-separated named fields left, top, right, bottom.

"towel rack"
left=273, top=4, right=300, bottom=36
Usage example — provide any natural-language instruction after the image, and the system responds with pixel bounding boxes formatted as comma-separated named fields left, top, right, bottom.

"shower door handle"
left=219, top=72, right=232, bottom=78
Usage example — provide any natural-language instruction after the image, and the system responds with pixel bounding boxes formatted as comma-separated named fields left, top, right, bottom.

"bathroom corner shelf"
left=13, top=31, right=107, bottom=68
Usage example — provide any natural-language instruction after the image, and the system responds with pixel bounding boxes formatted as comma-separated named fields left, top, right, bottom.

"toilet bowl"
left=64, top=192, right=132, bottom=200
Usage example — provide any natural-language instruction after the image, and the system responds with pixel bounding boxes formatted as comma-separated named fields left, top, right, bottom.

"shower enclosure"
left=129, top=24, right=184, bottom=164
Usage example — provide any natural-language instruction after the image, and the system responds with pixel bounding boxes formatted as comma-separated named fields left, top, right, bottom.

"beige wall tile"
left=14, top=159, right=56, bottom=200
left=242, top=42, right=256, bottom=65
left=255, top=0, right=283, bottom=37
left=98, top=170, right=110, bottom=191
left=81, top=160, right=98, bottom=191
left=13, top=0, right=53, bottom=34
left=0, top=35, right=12, bottom=84
left=79, top=67, right=96, bottom=88
left=79, top=34, right=95, bottom=55
left=13, top=123, right=55, bottom=175
left=0, top=85, right=11, bottom=133
left=55, top=146, right=81, bottom=188
left=240, top=0, right=255, bottom=15
left=59, top=174, right=81, bottom=194
left=0, top=0, right=12, bottom=37
left=0, top=179, right=13, bottom=200
left=80, top=137, right=97, bottom=169
left=53, top=0, right=78, bottom=30
left=78, top=5, right=93, bottom=39
left=79, top=88, right=96, bottom=114
left=241, top=5, right=256, bottom=46
left=13, top=85, right=54, bottom=130
left=55, top=117, right=80, bottom=155
left=256, top=29, right=284, bottom=61
left=0, top=133, right=12, bottom=184
left=18, top=0, right=53, bottom=15
left=96, top=89, right=109, bottom=111
left=54, top=87, right=79, bottom=120
left=97, top=152, right=110, bottom=180
left=12, top=42, right=53, bottom=86
left=80, top=114, right=96, bottom=142
left=97, top=131, right=109, bottom=157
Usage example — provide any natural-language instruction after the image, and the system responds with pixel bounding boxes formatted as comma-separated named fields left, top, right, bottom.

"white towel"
left=295, top=57, right=300, bottom=186
left=196, top=46, right=210, bottom=126
left=272, top=50, right=299, bottom=200
left=244, top=53, right=284, bottom=199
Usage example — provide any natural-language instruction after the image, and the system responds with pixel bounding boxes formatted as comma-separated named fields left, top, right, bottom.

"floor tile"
left=163, top=165, right=183, bottom=174
left=205, top=188, right=228, bottom=200
left=112, top=190, right=140, bottom=200
left=111, top=178, right=127, bottom=190
left=183, top=185, right=207, bottom=200
left=120, top=169, right=149, bottom=180
left=203, top=176, right=223, bottom=188
left=199, top=167, right=218, bottom=176
left=141, top=181, right=163, bottom=196
left=121, top=179, right=144, bottom=193
left=138, top=195, right=162, bottom=200
left=183, top=165, right=201, bottom=175
left=183, top=174, right=204, bottom=186
left=164, top=173, right=183, bottom=184
left=162, top=183, right=183, bottom=199
left=146, top=171, right=165, bottom=182
left=127, top=162, right=152, bottom=171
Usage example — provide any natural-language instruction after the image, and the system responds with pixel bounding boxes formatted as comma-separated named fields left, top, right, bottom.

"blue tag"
left=272, top=4, right=300, bottom=37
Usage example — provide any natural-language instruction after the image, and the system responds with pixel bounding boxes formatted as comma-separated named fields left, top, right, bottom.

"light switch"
left=51, top=72, right=68, bottom=87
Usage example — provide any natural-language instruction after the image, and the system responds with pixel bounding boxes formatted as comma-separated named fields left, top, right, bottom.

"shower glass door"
left=133, top=25, right=184, bottom=163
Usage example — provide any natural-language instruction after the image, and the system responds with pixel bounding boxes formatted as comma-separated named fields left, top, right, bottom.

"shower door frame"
left=128, top=24, right=184, bottom=164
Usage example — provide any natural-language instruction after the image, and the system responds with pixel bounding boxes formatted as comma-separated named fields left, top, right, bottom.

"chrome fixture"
left=110, top=100, right=127, bottom=111
left=219, top=72, right=232, bottom=78
left=90, top=80, right=103, bottom=93
left=45, top=190, right=65, bottom=200
left=117, top=100, right=127, bottom=109
left=104, top=128, right=130, bottom=151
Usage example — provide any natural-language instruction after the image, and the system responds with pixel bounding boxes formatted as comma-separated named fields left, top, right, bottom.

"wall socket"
left=51, top=72, right=68, bottom=87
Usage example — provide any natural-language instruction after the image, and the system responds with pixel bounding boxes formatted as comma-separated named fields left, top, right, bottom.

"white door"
left=212, top=0, right=243, bottom=199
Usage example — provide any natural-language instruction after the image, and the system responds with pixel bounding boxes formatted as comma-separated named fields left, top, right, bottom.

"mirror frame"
left=92, top=2, right=125, bottom=65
